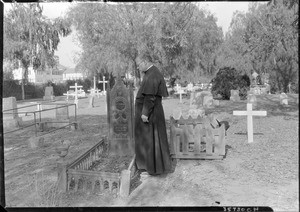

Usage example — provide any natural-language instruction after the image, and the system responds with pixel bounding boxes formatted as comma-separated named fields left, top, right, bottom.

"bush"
left=2, top=80, right=22, bottom=100
left=53, top=83, right=68, bottom=96
left=211, top=67, right=250, bottom=100
left=211, top=67, right=237, bottom=100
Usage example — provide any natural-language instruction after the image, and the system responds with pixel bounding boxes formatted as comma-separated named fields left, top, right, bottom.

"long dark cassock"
left=135, top=65, right=171, bottom=175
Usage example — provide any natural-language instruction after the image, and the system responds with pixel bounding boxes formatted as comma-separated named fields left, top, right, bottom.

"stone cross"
left=178, top=89, right=185, bottom=103
left=99, top=76, right=108, bottom=95
left=233, top=103, right=267, bottom=143
left=70, top=83, right=83, bottom=108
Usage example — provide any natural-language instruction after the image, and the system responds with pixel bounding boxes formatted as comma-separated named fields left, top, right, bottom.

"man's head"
left=136, top=56, right=151, bottom=73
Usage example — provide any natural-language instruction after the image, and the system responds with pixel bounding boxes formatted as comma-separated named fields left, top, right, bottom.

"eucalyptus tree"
left=4, top=3, right=71, bottom=99
left=218, top=1, right=298, bottom=92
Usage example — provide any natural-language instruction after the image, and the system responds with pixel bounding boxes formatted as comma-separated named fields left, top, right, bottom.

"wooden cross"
left=233, top=103, right=267, bottom=143
left=70, top=83, right=83, bottom=108
left=99, top=76, right=108, bottom=95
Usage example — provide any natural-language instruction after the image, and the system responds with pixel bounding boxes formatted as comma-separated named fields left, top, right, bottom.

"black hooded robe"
left=135, top=65, right=171, bottom=175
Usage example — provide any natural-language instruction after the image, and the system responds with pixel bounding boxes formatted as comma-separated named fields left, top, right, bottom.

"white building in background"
left=12, top=64, right=66, bottom=84
left=63, top=68, right=85, bottom=81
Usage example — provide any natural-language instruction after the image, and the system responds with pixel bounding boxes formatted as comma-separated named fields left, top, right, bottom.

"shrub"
left=211, top=67, right=237, bottom=100
left=211, top=67, right=250, bottom=100
left=53, top=83, right=68, bottom=96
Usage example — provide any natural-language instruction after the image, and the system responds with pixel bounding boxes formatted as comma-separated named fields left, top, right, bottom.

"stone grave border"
left=170, top=115, right=226, bottom=160
left=3, top=102, right=77, bottom=137
left=62, top=137, right=138, bottom=197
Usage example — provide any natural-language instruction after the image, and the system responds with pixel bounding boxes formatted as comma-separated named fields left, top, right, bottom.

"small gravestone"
left=203, top=94, right=213, bottom=108
left=195, top=91, right=211, bottom=107
left=280, top=93, right=288, bottom=105
left=2, top=97, right=22, bottom=129
left=247, top=93, right=257, bottom=108
left=213, top=99, right=220, bottom=106
left=187, top=83, right=194, bottom=92
left=88, top=95, right=95, bottom=108
left=43, top=86, right=55, bottom=101
left=107, top=75, right=134, bottom=156
left=189, top=91, right=196, bottom=108
left=230, top=90, right=240, bottom=101
left=253, top=86, right=261, bottom=95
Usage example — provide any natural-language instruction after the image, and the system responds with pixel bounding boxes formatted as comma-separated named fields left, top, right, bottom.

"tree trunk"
left=21, top=79, right=25, bottom=100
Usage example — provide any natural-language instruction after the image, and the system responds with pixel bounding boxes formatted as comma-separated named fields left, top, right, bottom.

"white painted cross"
left=70, top=83, right=83, bottom=108
left=233, top=103, right=267, bottom=143
left=178, top=89, right=185, bottom=103
left=99, top=76, right=108, bottom=95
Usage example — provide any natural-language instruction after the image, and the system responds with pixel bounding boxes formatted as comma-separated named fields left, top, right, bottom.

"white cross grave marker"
left=233, top=103, right=267, bottom=143
left=70, top=83, right=83, bottom=108
left=99, top=76, right=108, bottom=95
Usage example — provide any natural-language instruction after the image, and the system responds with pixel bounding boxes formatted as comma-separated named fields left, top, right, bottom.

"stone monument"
left=2, top=97, right=22, bottom=129
left=230, top=90, right=240, bottom=101
left=107, top=75, right=134, bottom=156
left=43, top=86, right=55, bottom=101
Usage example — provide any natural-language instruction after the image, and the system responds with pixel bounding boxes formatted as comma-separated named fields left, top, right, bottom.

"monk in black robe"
left=135, top=56, right=172, bottom=175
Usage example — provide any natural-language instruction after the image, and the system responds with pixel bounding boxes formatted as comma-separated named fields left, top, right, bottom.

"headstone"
left=233, top=103, right=267, bottom=143
left=187, top=83, right=194, bottom=92
left=280, top=93, right=288, bottom=105
left=247, top=93, right=257, bottom=108
left=203, top=94, right=213, bottom=108
left=195, top=91, right=211, bottom=107
left=253, top=86, right=261, bottom=95
left=107, top=75, right=134, bottom=156
left=230, top=90, right=240, bottom=101
left=2, top=97, right=22, bottom=129
left=189, top=91, right=196, bottom=108
left=43, top=86, right=55, bottom=101
left=260, top=87, right=267, bottom=95
left=88, top=95, right=95, bottom=108
left=213, top=99, right=220, bottom=106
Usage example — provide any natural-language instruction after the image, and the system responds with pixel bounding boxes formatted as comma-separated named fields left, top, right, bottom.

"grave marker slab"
left=43, top=86, right=55, bottom=101
left=2, top=97, right=22, bottom=129
left=107, top=75, right=134, bottom=156
left=233, top=103, right=267, bottom=143
left=230, top=90, right=240, bottom=101
left=280, top=93, right=288, bottom=105
left=203, top=95, right=213, bottom=108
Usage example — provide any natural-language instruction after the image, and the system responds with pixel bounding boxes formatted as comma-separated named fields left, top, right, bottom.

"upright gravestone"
left=43, top=86, right=55, bottom=101
left=203, top=94, right=214, bottom=108
left=247, top=92, right=257, bottom=108
left=2, top=97, right=22, bottom=129
left=107, top=75, right=134, bottom=156
left=280, top=93, right=288, bottom=105
left=88, top=95, right=95, bottom=108
left=230, top=90, right=240, bottom=101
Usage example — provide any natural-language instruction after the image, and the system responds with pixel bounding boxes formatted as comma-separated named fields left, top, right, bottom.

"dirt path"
left=3, top=94, right=299, bottom=211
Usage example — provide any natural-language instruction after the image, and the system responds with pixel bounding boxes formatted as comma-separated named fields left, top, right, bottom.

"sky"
left=4, top=2, right=251, bottom=68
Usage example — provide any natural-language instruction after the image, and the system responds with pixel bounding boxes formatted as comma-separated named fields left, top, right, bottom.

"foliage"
left=218, top=1, right=298, bottom=93
left=3, top=3, right=71, bottom=99
left=66, top=3, right=223, bottom=85
left=211, top=67, right=250, bottom=100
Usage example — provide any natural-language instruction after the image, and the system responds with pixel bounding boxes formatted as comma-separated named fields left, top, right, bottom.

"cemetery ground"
left=3, top=93, right=299, bottom=211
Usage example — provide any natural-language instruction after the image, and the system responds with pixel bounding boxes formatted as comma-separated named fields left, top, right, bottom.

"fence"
left=170, top=115, right=226, bottom=160
left=3, top=102, right=77, bottom=137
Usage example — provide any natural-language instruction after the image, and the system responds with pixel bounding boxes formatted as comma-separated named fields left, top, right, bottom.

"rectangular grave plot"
left=66, top=137, right=139, bottom=196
